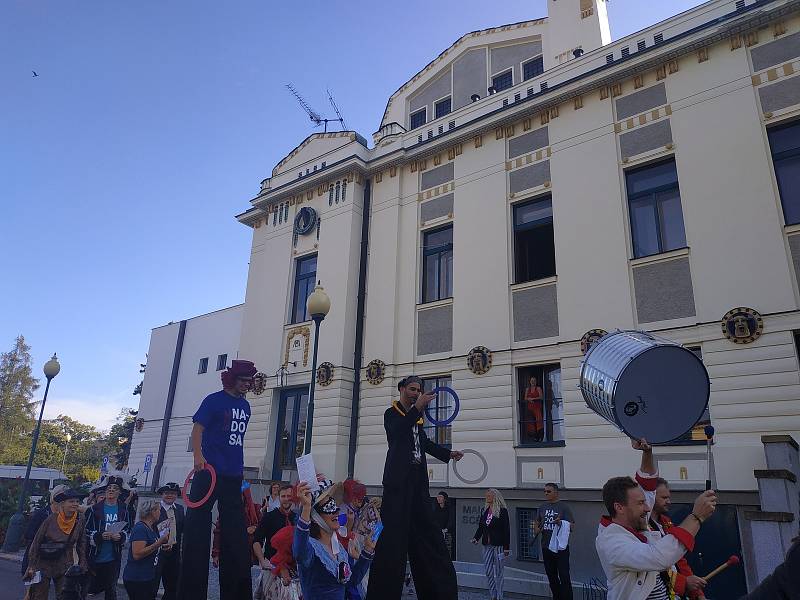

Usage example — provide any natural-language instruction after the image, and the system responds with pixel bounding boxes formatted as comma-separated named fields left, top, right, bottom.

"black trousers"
left=177, top=471, right=251, bottom=600
left=92, top=559, right=120, bottom=600
left=542, top=546, right=573, bottom=600
left=124, top=579, right=157, bottom=600
left=366, top=465, right=458, bottom=600
left=158, top=547, right=180, bottom=600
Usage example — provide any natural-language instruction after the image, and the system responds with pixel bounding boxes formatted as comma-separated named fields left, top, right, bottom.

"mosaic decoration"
left=580, top=329, right=608, bottom=354
left=365, top=359, right=386, bottom=385
left=721, top=307, right=763, bottom=344
left=317, top=362, right=334, bottom=387
left=467, top=346, right=492, bottom=375
left=294, top=207, right=317, bottom=236
left=285, top=326, right=311, bottom=367
left=252, top=372, right=267, bottom=395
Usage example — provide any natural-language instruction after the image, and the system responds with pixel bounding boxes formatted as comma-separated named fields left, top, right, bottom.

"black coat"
left=253, top=508, right=297, bottom=559
left=381, top=402, right=451, bottom=490
left=155, top=502, right=185, bottom=553
left=739, top=540, right=800, bottom=600
left=472, top=507, right=510, bottom=550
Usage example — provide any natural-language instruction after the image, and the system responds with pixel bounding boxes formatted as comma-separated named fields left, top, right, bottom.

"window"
left=523, top=56, right=544, bottom=81
left=421, top=226, right=453, bottom=303
left=335, top=181, right=340, bottom=204
left=514, top=196, right=556, bottom=283
left=667, top=347, right=713, bottom=444
left=637, top=40, right=646, bottom=51
left=198, top=357, right=208, bottom=374
left=435, top=97, right=452, bottom=119
left=410, top=108, right=427, bottom=130
left=518, top=364, right=564, bottom=444
left=422, top=376, right=452, bottom=448
left=621, top=47, right=630, bottom=58
left=606, top=53, right=614, bottom=64
left=273, top=210, right=277, bottom=226
left=329, top=185, right=334, bottom=206
left=273, top=388, right=309, bottom=473
left=654, top=33, right=664, bottom=44
left=625, top=159, right=687, bottom=258
left=341, top=180, right=347, bottom=202
left=291, top=254, right=317, bottom=323
left=284, top=203, right=289, bottom=222
left=492, top=70, right=513, bottom=92
left=768, top=120, right=800, bottom=225
left=216, top=354, right=227, bottom=371
left=517, top=507, right=543, bottom=561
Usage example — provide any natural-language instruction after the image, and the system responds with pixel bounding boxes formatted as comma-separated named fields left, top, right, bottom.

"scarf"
left=57, top=511, right=77, bottom=535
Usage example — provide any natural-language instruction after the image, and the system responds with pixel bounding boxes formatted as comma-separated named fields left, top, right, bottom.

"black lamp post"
left=303, top=283, right=330, bottom=454
left=2, top=353, right=60, bottom=552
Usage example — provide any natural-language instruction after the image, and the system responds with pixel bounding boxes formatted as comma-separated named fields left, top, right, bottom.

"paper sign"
left=158, top=521, right=170, bottom=537
left=24, top=571, right=42, bottom=586
left=296, top=454, right=320, bottom=492
left=106, top=521, right=127, bottom=535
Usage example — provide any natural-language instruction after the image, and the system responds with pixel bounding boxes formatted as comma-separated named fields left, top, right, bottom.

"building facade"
left=134, top=0, right=800, bottom=593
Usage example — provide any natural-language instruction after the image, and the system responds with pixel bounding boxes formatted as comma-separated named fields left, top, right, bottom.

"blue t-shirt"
left=123, top=522, right=159, bottom=582
left=95, top=504, right=118, bottom=563
left=193, top=390, right=251, bottom=476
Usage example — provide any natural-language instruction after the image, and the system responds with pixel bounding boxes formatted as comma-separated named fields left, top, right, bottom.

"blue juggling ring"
left=425, top=386, right=460, bottom=426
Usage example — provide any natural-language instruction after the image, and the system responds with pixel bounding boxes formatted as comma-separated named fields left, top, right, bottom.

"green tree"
left=107, top=408, right=138, bottom=470
left=0, top=336, right=40, bottom=463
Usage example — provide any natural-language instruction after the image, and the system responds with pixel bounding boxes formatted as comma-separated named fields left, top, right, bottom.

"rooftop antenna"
left=327, top=88, right=348, bottom=131
left=286, top=83, right=345, bottom=133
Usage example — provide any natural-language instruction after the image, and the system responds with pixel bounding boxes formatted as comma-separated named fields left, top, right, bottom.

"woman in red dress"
left=525, top=376, right=544, bottom=442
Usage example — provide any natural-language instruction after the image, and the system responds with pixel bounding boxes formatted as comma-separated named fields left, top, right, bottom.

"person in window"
left=154, top=482, right=184, bottom=600
left=432, top=491, right=455, bottom=558
left=25, top=488, right=88, bottom=600
left=533, top=483, right=574, bottom=600
left=471, top=489, right=510, bottom=600
left=525, top=376, right=545, bottom=442
left=123, top=499, right=170, bottom=600
left=177, top=359, right=257, bottom=600
left=85, top=475, right=132, bottom=600
left=366, top=376, right=464, bottom=600
left=293, top=478, right=376, bottom=599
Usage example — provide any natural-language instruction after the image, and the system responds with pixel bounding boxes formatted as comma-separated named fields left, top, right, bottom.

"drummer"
left=177, top=359, right=258, bottom=600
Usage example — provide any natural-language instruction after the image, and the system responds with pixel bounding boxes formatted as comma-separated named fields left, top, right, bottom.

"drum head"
left=614, top=345, right=709, bottom=444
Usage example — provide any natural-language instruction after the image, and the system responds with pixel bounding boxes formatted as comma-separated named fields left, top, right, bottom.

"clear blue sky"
left=1, top=0, right=703, bottom=430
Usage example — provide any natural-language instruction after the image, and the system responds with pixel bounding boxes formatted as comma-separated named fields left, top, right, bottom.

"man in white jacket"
left=595, top=474, right=717, bottom=600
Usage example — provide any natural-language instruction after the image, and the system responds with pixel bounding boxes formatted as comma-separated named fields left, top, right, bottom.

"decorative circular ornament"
left=424, top=386, right=460, bottom=426
left=580, top=329, right=608, bottom=354
left=317, top=362, right=334, bottom=386
left=294, top=207, right=317, bottom=236
left=451, top=449, right=489, bottom=485
left=252, top=372, right=267, bottom=395
left=467, top=346, right=493, bottom=375
left=365, top=359, right=386, bottom=385
left=134, top=418, right=144, bottom=432
left=721, top=307, right=763, bottom=344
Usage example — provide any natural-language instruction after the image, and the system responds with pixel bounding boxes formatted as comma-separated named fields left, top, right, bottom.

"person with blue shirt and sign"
left=123, top=499, right=170, bottom=600
left=177, top=359, right=257, bottom=600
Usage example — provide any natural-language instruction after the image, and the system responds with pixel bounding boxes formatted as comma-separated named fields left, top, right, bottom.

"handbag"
left=38, top=541, right=67, bottom=559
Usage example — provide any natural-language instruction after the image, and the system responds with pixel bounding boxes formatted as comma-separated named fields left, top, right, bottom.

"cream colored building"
left=134, top=0, right=800, bottom=592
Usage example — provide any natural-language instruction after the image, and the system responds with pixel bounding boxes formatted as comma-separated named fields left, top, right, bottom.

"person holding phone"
left=123, top=499, right=171, bottom=600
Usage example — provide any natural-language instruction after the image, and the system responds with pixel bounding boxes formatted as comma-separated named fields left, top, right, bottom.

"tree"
left=107, top=408, right=138, bottom=470
left=0, top=336, right=40, bottom=463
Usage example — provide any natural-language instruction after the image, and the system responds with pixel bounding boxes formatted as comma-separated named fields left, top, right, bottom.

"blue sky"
left=1, top=0, right=704, bottom=430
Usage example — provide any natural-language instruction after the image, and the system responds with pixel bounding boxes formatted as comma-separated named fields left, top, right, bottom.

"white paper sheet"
left=296, top=453, right=320, bottom=492
left=106, top=521, right=128, bottom=535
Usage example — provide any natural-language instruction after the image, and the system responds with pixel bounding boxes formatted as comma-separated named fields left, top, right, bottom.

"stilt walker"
left=366, top=376, right=465, bottom=600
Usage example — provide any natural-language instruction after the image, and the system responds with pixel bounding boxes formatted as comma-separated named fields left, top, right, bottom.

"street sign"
left=101, top=455, right=109, bottom=474
left=143, top=453, right=153, bottom=473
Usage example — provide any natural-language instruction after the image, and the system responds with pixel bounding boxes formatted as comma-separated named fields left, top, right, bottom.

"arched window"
left=335, top=181, right=341, bottom=204
left=273, top=208, right=277, bottom=226
left=341, top=180, right=347, bottom=202
left=278, top=204, right=283, bottom=224
left=284, top=203, right=289, bottom=221
left=329, top=185, right=334, bottom=206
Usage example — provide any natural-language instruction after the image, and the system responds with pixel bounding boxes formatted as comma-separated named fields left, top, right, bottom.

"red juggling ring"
left=182, top=463, right=217, bottom=509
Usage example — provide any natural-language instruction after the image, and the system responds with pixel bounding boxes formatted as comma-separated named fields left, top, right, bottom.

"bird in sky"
left=32, top=71, right=38, bottom=77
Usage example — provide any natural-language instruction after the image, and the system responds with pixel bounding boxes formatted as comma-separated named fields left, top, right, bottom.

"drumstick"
left=703, top=555, right=740, bottom=581
left=704, top=425, right=715, bottom=491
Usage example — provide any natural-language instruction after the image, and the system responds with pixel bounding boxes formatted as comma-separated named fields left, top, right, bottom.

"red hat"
left=221, top=359, right=257, bottom=387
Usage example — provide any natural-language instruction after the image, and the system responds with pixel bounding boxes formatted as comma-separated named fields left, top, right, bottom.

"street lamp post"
left=303, top=284, right=330, bottom=455
left=2, top=354, right=61, bottom=552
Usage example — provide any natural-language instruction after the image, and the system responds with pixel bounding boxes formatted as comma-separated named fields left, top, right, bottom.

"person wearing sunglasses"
left=294, top=478, right=376, bottom=599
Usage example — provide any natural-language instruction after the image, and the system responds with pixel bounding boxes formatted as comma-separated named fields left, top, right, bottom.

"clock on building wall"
left=294, top=207, right=317, bottom=236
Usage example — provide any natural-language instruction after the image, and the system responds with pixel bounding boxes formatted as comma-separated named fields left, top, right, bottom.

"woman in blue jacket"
left=293, top=478, right=376, bottom=600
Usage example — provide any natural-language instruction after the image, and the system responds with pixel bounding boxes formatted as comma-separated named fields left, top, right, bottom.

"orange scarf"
left=57, top=511, right=77, bottom=535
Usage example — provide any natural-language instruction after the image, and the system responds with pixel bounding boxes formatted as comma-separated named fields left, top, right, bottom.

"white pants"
left=482, top=545, right=505, bottom=600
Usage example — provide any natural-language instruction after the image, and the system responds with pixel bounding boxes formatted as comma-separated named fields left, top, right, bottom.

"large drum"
left=579, top=330, right=710, bottom=444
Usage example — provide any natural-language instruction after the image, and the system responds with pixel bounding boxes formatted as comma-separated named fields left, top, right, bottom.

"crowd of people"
left=18, top=360, right=800, bottom=600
